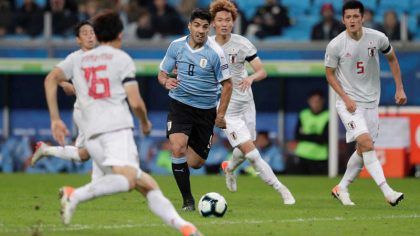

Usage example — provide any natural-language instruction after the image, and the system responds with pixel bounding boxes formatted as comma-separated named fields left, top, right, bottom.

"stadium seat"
left=360, top=0, right=377, bottom=10
left=235, top=0, right=265, bottom=20
left=281, top=0, right=311, bottom=16
left=281, top=15, right=317, bottom=41
left=408, top=14, right=419, bottom=35
left=379, top=0, right=410, bottom=13
left=410, top=0, right=420, bottom=14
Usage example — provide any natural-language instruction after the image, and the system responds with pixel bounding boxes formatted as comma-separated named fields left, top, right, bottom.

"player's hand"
left=343, top=96, right=357, bottom=113
left=51, top=119, right=69, bottom=146
left=60, top=82, right=76, bottom=96
left=239, top=77, right=254, bottom=92
left=395, top=88, right=407, bottom=105
left=215, top=115, right=226, bottom=129
left=141, top=120, right=152, bottom=136
left=164, top=78, right=178, bottom=90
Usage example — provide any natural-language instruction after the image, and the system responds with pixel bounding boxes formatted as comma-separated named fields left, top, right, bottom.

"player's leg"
left=60, top=130, right=138, bottom=224
left=31, top=122, right=90, bottom=165
left=135, top=171, right=201, bottom=235
left=332, top=101, right=368, bottom=205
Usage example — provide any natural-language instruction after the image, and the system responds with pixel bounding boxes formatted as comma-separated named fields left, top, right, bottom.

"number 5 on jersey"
left=356, top=61, right=364, bottom=74
left=82, top=65, right=111, bottom=99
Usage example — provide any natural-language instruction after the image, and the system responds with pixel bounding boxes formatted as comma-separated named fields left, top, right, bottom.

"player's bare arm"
left=385, top=50, right=407, bottom=105
left=124, top=83, right=152, bottom=135
left=215, top=78, right=233, bottom=129
left=325, top=66, right=356, bottom=112
left=59, top=81, right=76, bottom=96
left=239, top=57, right=267, bottom=92
left=158, top=70, right=178, bottom=90
left=44, top=70, right=70, bottom=146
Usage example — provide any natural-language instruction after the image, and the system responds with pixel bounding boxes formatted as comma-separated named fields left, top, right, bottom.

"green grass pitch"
left=0, top=174, right=419, bottom=235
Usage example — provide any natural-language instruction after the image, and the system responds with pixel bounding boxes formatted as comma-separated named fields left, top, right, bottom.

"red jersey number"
left=82, top=65, right=110, bottom=99
left=356, top=61, right=364, bottom=74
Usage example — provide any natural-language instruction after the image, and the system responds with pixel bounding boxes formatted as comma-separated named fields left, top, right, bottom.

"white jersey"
left=325, top=27, right=392, bottom=108
left=56, top=49, right=82, bottom=109
left=210, top=34, right=257, bottom=102
left=69, top=45, right=136, bottom=139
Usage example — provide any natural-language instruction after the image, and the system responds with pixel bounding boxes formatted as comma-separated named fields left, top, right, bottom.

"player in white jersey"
left=325, top=1, right=407, bottom=206
left=209, top=0, right=295, bottom=205
left=44, top=11, right=201, bottom=236
left=31, top=21, right=94, bottom=170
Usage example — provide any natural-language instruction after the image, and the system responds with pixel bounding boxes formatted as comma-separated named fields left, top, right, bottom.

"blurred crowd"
left=0, top=130, right=288, bottom=175
left=0, top=0, right=417, bottom=41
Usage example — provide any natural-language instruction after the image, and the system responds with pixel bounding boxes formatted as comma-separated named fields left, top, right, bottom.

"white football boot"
left=31, top=141, right=48, bottom=166
left=59, top=186, right=76, bottom=225
left=280, top=187, right=296, bottom=205
left=221, top=161, right=237, bottom=192
left=386, top=191, right=404, bottom=206
left=331, top=185, right=355, bottom=206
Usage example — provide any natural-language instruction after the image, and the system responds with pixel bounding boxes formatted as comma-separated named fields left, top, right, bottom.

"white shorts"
left=73, top=107, right=86, bottom=148
left=223, top=100, right=256, bottom=147
left=85, top=128, right=141, bottom=175
left=336, top=100, right=379, bottom=143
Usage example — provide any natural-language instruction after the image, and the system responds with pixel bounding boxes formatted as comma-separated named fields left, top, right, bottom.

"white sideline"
left=1, top=214, right=420, bottom=233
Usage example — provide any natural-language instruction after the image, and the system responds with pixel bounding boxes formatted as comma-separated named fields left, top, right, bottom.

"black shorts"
left=166, top=98, right=216, bottom=160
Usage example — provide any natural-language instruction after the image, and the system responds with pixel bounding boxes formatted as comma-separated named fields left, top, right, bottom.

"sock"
left=44, top=146, right=81, bottom=161
left=245, top=149, right=286, bottom=192
left=147, top=189, right=190, bottom=230
left=362, top=150, right=393, bottom=196
left=171, top=156, right=193, bottom=202
left=227, top=147, right=246, bottom=172
left=338, top=151, right=363, bottom=192
left=71, top=174, right=130, bottom=204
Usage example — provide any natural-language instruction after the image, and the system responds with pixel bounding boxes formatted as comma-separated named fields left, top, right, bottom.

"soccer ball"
left=198, top=192, right=227, bottom=217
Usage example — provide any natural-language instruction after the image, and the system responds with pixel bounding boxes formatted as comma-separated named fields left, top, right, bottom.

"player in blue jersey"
left=158, top=8, right=233, bottom=211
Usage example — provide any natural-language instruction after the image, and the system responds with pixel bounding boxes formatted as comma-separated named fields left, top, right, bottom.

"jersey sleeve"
left=378, top=33, right=392, bottom=55
left=159, top=42, right=177, bottom=74
left=56, top=54, right=74, bottom=80
left=120, top=55, right=137, bottom=85
left=243, top=38, right=258, bottom=62
left=214, top=49, right=231, bottom=83
left=324, top=43, right=339, bottom=68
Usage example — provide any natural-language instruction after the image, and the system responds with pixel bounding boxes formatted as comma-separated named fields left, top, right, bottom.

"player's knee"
left=190, top=162, right=203, bottom=169
left=357, top=135, right=374, bottom=152
left=171, top=143, right=187, bottom=156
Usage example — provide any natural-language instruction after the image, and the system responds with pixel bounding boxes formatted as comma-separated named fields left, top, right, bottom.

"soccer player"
left=209, top=0, right=295, bottom=205
left=44, top=11, right=201, bottom=235
left=31, top=21, right=95, bottom=167
left=158, top=8, right=233, bottom=211
left=325, top=1, right=407, bottom=206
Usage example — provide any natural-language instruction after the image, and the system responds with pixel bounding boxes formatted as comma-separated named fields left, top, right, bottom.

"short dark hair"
left=74, top=20, right=93, bottom=37
left=308, top=89, right=325, bottom=99
left=342, top=0, right=364, bottom=16
left=92, top=10, right=123, bottom=43
left=189, top=8, right=211, bottom=23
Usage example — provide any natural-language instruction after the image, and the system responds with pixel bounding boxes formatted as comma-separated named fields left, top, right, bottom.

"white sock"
left=147, top=189, right=190, bottom=230
left=44, top=146, right=81, bottom=161
left=338, top=151, right=363, bottom=192
left=362, top=150, right=393, bottom=196
left=245, top=149, right=286, bottom=192
left=227, top=148, right=246, bottom=172
left=71, top=174, right=130, bottom=204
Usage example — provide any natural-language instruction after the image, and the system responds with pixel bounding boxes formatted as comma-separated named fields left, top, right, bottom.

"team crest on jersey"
left=200, top=58, right=207, bottom=68
left=230, top=132, right=237, bottom=140
left=368, top=47, right=376, bottom=57
left=167, top=121, right=172, bottom=131
left=347, top=121, right=356, bottom=130
left=229, top=53, right=237, bottom=63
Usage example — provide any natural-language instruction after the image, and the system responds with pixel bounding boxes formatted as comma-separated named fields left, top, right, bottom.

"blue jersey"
left=160, top=36, right=231, bottom=109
